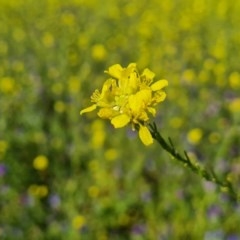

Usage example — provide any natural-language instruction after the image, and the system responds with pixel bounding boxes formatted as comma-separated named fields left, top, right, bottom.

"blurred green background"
left=1, top=0, right=240, bottom=239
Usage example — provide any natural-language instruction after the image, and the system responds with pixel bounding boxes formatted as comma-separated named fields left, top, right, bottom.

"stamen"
left=113, top=106, right=120, bottom=111
left=91, top=89, right=101, bottom=102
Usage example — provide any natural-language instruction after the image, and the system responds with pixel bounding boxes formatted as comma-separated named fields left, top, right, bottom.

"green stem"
left=149, top=122, right=239, bottom=202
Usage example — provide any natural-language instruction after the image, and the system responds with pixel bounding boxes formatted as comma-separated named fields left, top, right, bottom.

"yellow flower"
left=228, top=98, right=240, bottom=113
left=105, top=63, right=139, bottom=94
left=28, top=184, right=49, bottom=198
left=0, top=140, right=8, bottom=154
left=72, top=215, right=86, bottom=230
left=0, top=77, right=16, bottom=94
left=104, top=148, right=118, bottom=161
left=187, top=128, right=203, bottom=145
left=80, top=63, right=168, bottom=145
left=33, top=155, right=49, bottom=171
left=42, top=32, right=54, bottom=48
left=91, top=44, right=107, bottom=61
left=54, top=101, right=66, bottom=113
left=88, top=185, right=100, bottom=198
left=91, top=120, right=106, bottom=149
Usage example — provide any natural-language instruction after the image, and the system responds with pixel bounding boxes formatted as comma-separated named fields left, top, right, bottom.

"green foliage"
left=0, top=0, right=240, bottom=239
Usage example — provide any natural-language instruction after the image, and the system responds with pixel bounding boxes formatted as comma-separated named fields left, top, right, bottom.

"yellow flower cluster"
left=80, top=63, right=168, bottom=145
left=28, top=184, right=48, bottom=198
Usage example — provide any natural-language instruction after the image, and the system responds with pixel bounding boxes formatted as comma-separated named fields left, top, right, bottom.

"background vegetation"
left=1, top=0, right=240, bottom=239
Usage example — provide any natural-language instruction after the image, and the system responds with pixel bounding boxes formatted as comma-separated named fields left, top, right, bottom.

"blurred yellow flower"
left=169, top=117, right=183, bottom=129
left=32, top=132, right=47, bottom=144
left=0, top=140, right=8, bottom=153
left=78, top=35, right=88, bottom=48
left=91, top=44, right=107, bottom=61
left=187, top=128, right=203, bottom=145
left=0, top=77, right=16, bottom=94
left=88, top=159, right=99, bottom=172
left=51, top=82, right=63, bottom=95
left=88, top=185, right=100, bottom=198
left=80, top=63, right=168, bottom=145
left=33, top=155, right=49, bottom=171
left=208, top=132, right=221, bottom=144
left=91, top=120, right=106, bottom=149
left=61, top=12, right=76, bottom=26
left=42, top=32, right=55, bottom=48
left=54, top=101, right=66, bottom=113
left=97, top=232, right=108, bottom=240
left=68, top=76, right=81, bottom=94
left=0, top=140, right=8, bottom=159
left=68, top=52, right=78, bottom=66
left=228, top=98, right=240, bottom=113
left=211, top=39, right=226, bottom=59
left=118, top=213, right=130, bottom=226
left=28, top=184, right=49, bottom=198
left=104, top=148, right=118, bottom=161
left=182, top=69, right=195, bottom=83
left=229, top=72, right=240, bottom=89
left=72, top=215, right=86, bottom=230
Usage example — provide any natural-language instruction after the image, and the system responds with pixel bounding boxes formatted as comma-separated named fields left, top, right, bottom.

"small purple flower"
left=204, top=230, right=224, bottom=240
left=202, top=180, right=216, bottom=193
left=207, top=205, right=222, bottom=220
left=48, top=194, right=61, bottom=209
left=141, top=191, right=152, bottom=202
left=131, top=224, right=146, bottom=235
left=227, top=234, right=240, bottom=240
left=0, top=164, right=7, bottom=177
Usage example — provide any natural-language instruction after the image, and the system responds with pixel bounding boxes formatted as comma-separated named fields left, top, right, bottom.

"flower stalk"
left=149, top=122, right=239, bottom=202
left=80, top=63, right=239, bottom=202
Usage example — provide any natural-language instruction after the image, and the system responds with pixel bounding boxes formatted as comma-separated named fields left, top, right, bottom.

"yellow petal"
left=147, top=107, right=156, bottom=116
left=111, top=114, right=130, bottom=128
left=137, top=89, right=152, bottom=103
left=129, top=94, right=142, bottom=114
left=127, top=63, right=137, bottom=68
left=101, top=79, right=117, bottom=94
left=80, top=104, right=97, bottom=115
left=154, top=91, right=166, bottom=103
left=105, top=64, right=123, bottom=79
left=142, top=68, right=155, bottom=80
left=139, top=125, right=153, bottom=146
left=151, top=79, right=168, bottom=91
left=97, top=108, right=117, bottom=119
left=128, top=72, right=139, bottom=93
left=139, top=111, right=149, bottom=121
left=129, top=89, right=152, bottom=115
